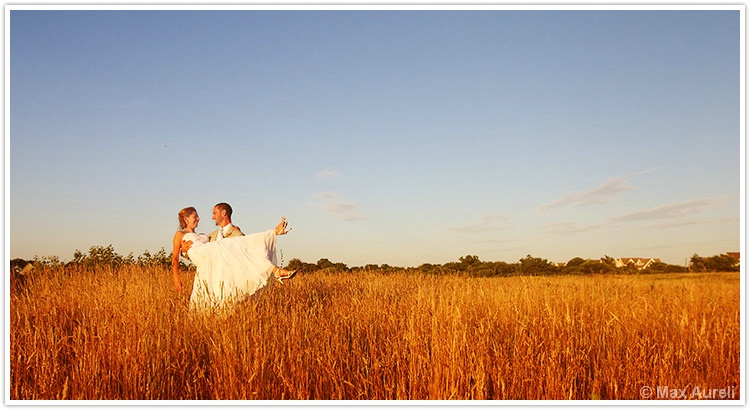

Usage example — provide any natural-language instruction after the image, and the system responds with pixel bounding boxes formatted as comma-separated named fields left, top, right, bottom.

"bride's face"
left=185, top=212, right=200, bottom=230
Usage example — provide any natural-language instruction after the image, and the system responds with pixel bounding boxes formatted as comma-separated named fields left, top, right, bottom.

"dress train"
left=187, top=229, right=277, bottom=310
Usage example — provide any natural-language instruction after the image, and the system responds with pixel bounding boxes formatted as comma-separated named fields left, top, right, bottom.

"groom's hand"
left=181, top=240, right=193, bottom=255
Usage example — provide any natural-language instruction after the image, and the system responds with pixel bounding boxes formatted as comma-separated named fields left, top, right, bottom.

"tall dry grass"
left=9, top=265, right=740, bottom=400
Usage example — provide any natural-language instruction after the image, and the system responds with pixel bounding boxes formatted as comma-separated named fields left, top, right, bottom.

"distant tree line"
left=11, top=246, right=739, bottom=277
left=689, top=253, right=741, bottom=273
left=12, top=245, right=186, bottom=272
left=287, top=253, right=739, bottom=276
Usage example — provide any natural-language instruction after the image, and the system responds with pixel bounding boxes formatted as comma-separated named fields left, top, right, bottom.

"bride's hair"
left=178, top=207, right=197, bottom=230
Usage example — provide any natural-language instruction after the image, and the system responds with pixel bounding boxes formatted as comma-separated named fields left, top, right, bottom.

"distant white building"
left=615, top=258, right=661, bottom=270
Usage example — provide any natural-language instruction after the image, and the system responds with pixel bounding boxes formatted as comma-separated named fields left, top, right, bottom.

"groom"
left=208, top=202, right=244, bottom=241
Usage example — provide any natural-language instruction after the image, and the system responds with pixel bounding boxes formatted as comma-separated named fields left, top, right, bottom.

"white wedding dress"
left=183, top=230, right=278, bottom=310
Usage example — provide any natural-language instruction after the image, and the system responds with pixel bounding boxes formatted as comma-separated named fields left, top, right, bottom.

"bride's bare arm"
left=171, top=231, right=185, bottom=293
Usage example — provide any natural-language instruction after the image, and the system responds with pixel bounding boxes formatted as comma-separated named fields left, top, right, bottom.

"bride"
left=171, top=206, right=297, bottom=310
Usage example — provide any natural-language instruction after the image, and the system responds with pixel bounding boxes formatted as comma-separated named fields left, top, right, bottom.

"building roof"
left=618, top=258, right=661, bottom=264
left=726, top=252, right=741, bottom=261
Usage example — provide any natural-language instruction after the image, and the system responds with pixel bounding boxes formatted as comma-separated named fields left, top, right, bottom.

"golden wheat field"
left=9, top=265, right=740, bottom=401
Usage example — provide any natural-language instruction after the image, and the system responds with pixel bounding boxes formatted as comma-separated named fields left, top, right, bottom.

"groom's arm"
left=181, top=240, right=193, bottom=256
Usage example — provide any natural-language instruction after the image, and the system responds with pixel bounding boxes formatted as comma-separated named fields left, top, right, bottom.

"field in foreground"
left=9, top=266, right=740, bottom=400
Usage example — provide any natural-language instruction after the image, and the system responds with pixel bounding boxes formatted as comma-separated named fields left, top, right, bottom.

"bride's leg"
left=262, top=229, right=277, bottom=265
left=235, top=229, right=278, bottom=268
left=274, top=216, right=290, bottom=235
left=272, top=266, right=298, bottom=283
left=237, top=229, right=277, bottom=249
left=234, top=225, right=299, bottom=283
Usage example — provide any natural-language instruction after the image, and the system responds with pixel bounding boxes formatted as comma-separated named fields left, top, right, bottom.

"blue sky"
left=8, top=7, right=742, bottom=267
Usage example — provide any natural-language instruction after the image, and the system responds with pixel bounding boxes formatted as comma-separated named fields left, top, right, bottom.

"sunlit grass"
left=9, top=266, right=740, bottom=400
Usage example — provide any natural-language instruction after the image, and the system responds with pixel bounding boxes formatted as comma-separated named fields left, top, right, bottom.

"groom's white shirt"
left=219, top=223, right=237, bottom=239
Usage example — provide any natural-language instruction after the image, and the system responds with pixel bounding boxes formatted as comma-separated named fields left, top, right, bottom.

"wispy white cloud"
left=539, top=168, right=658, bottom=210
left=645, top=216, right=738, bottom=229
left=539, top=194, right=731, bottom=234
left=611, top=196, right=728, bottom=223
left=540, top=222, right=603, bottom=235
left=467, top=238, right=514, bottom=244
left=314, top=170, right=342, bottom=180
left=308, top=192, right=366, bottom=221
left=539, top=178, right=633, bottom=210
left=312, top=192, right=339, bottom=201
left=447, top=213, right=510, bottom=233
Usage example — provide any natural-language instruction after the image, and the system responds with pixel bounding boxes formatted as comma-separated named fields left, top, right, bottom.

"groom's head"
left=212, top=202, right=233, bottom=227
